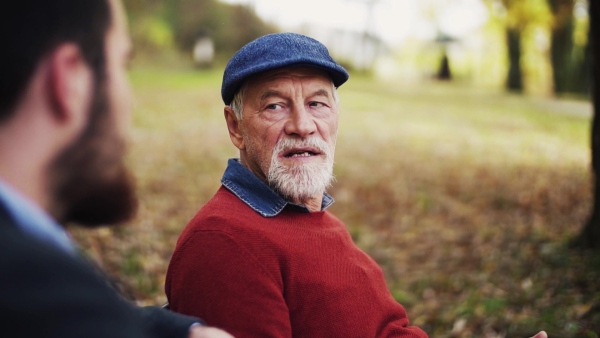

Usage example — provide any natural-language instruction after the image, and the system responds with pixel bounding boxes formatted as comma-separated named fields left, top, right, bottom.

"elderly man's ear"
left=47, top=43, right=93, bottom=130
left=224, top=106, right=245, bottom=151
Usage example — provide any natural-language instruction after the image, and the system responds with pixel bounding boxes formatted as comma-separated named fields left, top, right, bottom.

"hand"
left=189, top=325, right=235, bottom=338
left=531, top=331, right=548, bottom=338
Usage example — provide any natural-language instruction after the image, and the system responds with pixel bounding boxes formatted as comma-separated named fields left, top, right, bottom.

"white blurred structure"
left=299, top=25, right=387, bottom=72
left=193, top=37, right=215, bottom=67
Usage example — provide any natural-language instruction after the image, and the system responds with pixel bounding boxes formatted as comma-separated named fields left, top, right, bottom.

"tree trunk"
left=551, top=18, right=574, bottom=93
left=549, top=0, right=575, bottom=95
left=506, top=28, right=523, bottom=92
left=576, top=30, right=592, bottom=96
left=574, top=0, right=600, bottom=249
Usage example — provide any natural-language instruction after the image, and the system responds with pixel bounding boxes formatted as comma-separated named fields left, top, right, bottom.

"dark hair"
left=0, top=0, right=112, bottom=121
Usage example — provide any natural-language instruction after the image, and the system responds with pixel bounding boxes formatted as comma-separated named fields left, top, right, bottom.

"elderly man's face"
left=237, top=67, right=338, bottom=203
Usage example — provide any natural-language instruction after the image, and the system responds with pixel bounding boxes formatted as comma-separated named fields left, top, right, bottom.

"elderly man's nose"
left=285, top=105, right=316, bottom=136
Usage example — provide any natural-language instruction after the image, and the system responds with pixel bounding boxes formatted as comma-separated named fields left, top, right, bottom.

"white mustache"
left=273, top=137, right=331, bottom=158
left=268, top=136, right=336, bottom=201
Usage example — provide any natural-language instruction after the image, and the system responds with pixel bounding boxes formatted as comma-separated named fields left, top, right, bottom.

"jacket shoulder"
left=0, top=222, right=149, bottom=338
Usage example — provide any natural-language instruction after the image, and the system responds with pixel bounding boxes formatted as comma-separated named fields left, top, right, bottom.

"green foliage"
left=176, top=1, right=277, bottom=53
left=123, top=0, right=277, bottom=59
left=131, top=16, right=175, bottom=51
left=573, top=1, right=589, bottom=48
left=501, top=0, right=553, bottom=29
left=483, top=0, right=555, bottom=93
left=488, top=0, right=590, bottom=96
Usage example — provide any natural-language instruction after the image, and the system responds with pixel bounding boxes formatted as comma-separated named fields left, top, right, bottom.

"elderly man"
left=167, top=32, right=549, bottom=338
left=0, top=1, right=232, bottom=337
left=165, top=32, right=426, bottom=338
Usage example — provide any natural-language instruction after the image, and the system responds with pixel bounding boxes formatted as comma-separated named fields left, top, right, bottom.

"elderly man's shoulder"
left=187, top=186, right=259, bottom=225
left=179, top=186, right=273, bottom=246
left=171, top=190, right=290, bottom=274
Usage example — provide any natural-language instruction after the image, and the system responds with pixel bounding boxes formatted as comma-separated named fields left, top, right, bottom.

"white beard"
left=267, top=137, right=335, bottom=203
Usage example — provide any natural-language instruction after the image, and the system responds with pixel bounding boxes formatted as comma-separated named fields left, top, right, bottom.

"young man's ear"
left=224, top=106, right=245, bottom=150
left=47, top=43, right=93, bottom=126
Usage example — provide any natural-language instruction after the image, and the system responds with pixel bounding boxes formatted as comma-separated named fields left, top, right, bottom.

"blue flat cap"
left=221, top=32, right=349, bottom=105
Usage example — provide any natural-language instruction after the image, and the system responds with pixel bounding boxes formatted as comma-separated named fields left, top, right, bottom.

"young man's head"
left=0, top=0, right=136, bottom=227
left=1, top=0, right=110, bottom=119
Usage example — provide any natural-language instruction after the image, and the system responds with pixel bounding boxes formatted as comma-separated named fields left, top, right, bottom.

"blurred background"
left=71, top=0, right=600, bottom=337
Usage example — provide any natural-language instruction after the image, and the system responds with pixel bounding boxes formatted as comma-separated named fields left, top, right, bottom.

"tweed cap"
left=221, top=32, right=349, bottom=105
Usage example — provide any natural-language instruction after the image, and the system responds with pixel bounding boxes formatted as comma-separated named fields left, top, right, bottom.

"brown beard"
left=48, top=79, right=137, bottom=227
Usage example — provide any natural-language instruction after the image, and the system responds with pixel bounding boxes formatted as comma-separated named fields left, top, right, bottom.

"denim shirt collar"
left=221, top=158, right=334, bottom=217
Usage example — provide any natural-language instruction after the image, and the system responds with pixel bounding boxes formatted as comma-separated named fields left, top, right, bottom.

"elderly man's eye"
left=266, top=104, right=280, bottom=110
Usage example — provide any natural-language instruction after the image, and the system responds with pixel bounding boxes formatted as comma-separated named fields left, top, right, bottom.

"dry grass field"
left=72, top=63, right=600, bottom=337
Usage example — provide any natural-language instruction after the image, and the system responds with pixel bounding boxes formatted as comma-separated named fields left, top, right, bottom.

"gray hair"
left=230, top=81, right=248, bottom=120
left=229, top=80, right=340, bottom=120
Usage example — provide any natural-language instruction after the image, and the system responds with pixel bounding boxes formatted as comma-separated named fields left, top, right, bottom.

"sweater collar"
left=220, top=158, right=334, bottom=217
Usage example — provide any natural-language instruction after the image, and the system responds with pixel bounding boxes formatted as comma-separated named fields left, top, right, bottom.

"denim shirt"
left=220, top=158, right=334, bottom=217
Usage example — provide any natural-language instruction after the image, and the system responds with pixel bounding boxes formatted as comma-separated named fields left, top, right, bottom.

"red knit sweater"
left=166, top=186, right=427, bottom=338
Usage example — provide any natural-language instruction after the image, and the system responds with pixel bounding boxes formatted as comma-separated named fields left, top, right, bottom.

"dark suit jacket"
left=0, top=203, right=200, bottom=338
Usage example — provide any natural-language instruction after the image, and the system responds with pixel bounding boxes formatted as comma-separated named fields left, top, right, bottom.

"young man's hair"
left=0, top=0, right=112, bottom=121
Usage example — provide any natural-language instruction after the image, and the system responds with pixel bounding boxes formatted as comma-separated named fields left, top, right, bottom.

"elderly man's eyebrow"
left=259, top=90, right=283, bottom=101
left=311, top=89, right=332, bottom=99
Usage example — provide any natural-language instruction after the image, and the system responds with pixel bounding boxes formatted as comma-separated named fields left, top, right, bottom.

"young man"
left=0, top=1, right=232, bottom=337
